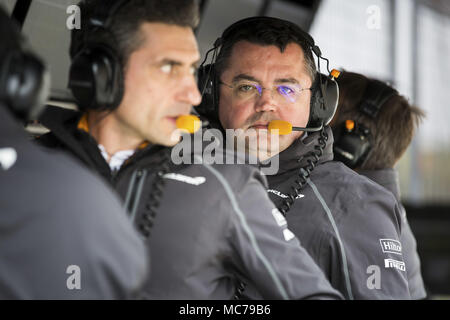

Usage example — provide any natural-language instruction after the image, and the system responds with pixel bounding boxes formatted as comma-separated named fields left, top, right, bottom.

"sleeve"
left=226, top=173, right=343, bottom=300
left=1, top=132, right=148, bottom=299
left=400, top=207, right=427, bottom=299
left=49, top=167, right=149, bottom=299
left=18, top=161, right=149, bottom=299
left=334, top=197, right=411, bottom=299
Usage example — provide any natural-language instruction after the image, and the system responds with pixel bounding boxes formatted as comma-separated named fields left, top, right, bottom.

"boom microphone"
left=176, top=114, right=201, bottom=133
left=268, top=120, right=323, bottom=135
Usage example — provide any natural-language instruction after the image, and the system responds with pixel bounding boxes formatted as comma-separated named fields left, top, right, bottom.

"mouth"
left=165, top=116, right=180, bottom=125
left=249, top=122, right=269, bottom=130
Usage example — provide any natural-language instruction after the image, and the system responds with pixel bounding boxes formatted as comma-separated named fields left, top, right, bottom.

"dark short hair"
left=215, top=18, right=317, bottom=82
left=70, top=0, right=200, bottom=66
left=332, top=71, right=425, bottom=170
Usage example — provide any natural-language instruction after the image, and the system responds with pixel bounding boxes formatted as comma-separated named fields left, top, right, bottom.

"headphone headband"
left=359, top=79, right=398, bottom=118
left=87, top=0, right=129, bottom=30
left=74, top=0, right=129, bottom=57
left=219, top=16, right=316, bottom=49
left=215, top=16, right=323, bottom=60
left=195, top=16, right=339, bottom=130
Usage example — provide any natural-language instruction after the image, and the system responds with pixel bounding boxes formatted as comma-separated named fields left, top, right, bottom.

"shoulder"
left=17, top=141, right=129, bottom=228
left=0, top=139, right=147, bottom=298
left=307, top=161, right=401, bottom=230
left=312, top=161, right=398, bottom=207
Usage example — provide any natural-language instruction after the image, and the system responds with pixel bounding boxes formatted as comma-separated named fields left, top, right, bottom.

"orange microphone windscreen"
left=176, top=115, right=201, bottom=134
left=345, top=119, right=355, bottom=131
left=268, top=120, right=292, bottom=135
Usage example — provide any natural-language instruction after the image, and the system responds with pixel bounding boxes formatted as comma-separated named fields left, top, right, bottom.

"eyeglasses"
left=220, top=80, right=311, bottom=104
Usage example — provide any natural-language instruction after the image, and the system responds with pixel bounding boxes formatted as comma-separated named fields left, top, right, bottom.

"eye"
left=161, top=64, right=172, bottom=74
left=190, top=66, right=197, bottom=75
left=238, top=84, right=256, bottom=92
left=278, top=85, right=295, bottom=95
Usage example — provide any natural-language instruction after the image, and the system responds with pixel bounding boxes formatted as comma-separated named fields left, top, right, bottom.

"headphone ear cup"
left=333, top=123, right=371, bottom=169
left=69, top=46, right=123, bottom=111
left=195, top=63, right=219, bottom=123
left=308, top=73, right=339, bottom=128
left=308, top=76, right=321, bottom=127
left=1, top=51, right=49, bottom=120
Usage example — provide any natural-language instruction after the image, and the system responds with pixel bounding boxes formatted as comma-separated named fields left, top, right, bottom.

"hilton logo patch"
left=379, top=239, right=402, bottom=255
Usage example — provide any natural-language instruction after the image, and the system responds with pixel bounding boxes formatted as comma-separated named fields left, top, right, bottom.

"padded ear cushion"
left=308, top=73, right=339, bottom=128
left=333, top=124, right=371, bottom=169
left=0, top=51, right=49, bottom=120
left=69, top=45, right=123, bottom=111
left=195, top=63, right=219, bottom=122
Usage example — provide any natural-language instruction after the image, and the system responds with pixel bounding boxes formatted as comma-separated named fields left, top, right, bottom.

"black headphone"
left=333, top=79, right=398, bottom=168
left=195, top=16, right=339, bottom=131
left=0, top=7, right=50, bottom=121
left=68, top=0, right=129, bottom=111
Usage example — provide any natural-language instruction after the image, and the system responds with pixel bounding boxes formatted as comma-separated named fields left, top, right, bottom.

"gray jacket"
left=358, top=168, right=427, bottom=299
left=0, top=106, right=148, bottom=299
left=38, top=106, right=343, bottom=300
left=263, top=127, right=411, bottom=299
left=138, top=155, right=342, bottom=299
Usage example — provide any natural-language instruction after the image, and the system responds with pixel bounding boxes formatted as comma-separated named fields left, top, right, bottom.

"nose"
left=254, top=88, right=277, bottom=113
left=176, top=74, right=202, bottom=107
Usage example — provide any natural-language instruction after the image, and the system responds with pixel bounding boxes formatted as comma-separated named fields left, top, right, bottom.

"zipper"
left=111, top=145, right=168, bottom=222
left=123, top=168, right=148, bottom=223
left=110, top=144, right=163, bottom=186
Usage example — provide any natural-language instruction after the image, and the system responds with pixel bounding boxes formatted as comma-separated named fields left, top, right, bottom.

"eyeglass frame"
left=219, top=80, right=312, bottom=104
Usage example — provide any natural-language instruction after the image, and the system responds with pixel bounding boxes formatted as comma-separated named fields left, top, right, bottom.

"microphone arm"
left=292, top=123, right=323, bottom=132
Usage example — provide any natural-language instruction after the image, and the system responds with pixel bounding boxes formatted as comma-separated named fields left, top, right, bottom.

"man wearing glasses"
left=196, top=17, right=411, bottom=299
left=37, top=0, right=343, bottom=299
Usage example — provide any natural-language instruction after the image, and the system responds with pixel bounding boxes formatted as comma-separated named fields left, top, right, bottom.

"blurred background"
left=1, top=0, right=449, bottom=298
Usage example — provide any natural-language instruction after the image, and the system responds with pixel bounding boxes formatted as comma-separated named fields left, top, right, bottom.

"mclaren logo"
left=163, top=173, right=206, bottom=186
left=283, top=228, right=295, bottom=241
left=271, top=208, right=287, bottom=227
left=268, top=189, right=304, bottom=200
left=0, top=148, right=17, bottom=171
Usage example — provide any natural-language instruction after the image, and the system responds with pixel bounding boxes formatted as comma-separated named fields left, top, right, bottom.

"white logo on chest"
left=163, top=173, right=206, bottom=185
left=268, top=189, right=304, bottom=199
left=0, top=148, right=17, bottom=171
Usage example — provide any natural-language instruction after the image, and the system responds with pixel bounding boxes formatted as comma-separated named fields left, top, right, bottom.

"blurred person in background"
left=331, top=71, right=427, bottom=299
left=0, top=5, right=148, bottom=299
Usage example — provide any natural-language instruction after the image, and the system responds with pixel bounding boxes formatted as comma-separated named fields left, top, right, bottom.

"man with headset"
left=331, top=71, right=427, bottom=299
left=196, top=17, right=411, bottom=299
left=37, top=0, right=342, bottom=299
left=0, top=6, right=148, bottom=299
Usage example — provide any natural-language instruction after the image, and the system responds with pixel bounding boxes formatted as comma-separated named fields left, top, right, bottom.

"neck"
left=87, top=111, right=144, bottom=156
